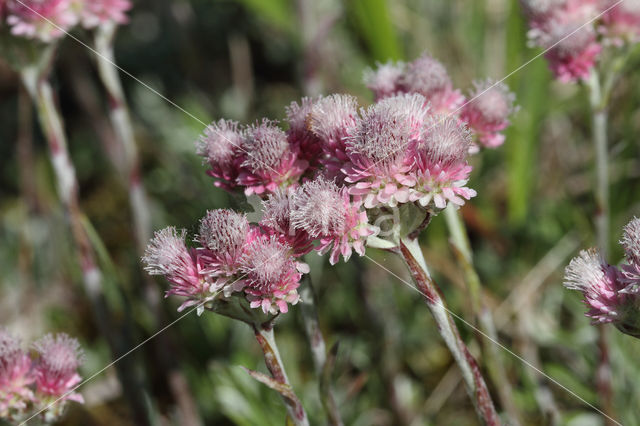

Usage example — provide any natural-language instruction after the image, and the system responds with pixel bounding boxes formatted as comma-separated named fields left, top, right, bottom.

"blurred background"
left=1, top=0, right=640, bottom=424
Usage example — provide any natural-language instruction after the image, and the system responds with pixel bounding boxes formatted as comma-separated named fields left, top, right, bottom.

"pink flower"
left=363, top=61, right=405, bottom=101
left=32, top=334, right=83, bottom=404
left=143, top=227, right=217, bottom=313
left=524, top=0, right=602, bottom=82
left=238, top=235, right=305, bottom=314
left=238, top=119, right=308, bottom=196
left=343, top=93, right=430, bottom=208
left=196, top=119, right=246, bottom=192
left=291, top=177, right=375, bottom=265
left=198, top=209, right=252, bottom=276
left=620, top=217, right=640, bottom=293
left=398, top=53, right=465, bottom=114
left=408, top=115, right=477, bottom=209
left=80, top=0, right=131, bottom=28
left=309, top=94, right=360, bottom=180
left=0, top=328, right=33, bottom=420
left=563, top=249, right=626, bottom=324
left=260, top=189, right=314, bottom=257
left=602, top=0, right=640, bottom=44
left=461, top=80, right=518, bottom=149
left=285, top=98, right=323, bottom=169
left=6, top=0, right=80, bottom=42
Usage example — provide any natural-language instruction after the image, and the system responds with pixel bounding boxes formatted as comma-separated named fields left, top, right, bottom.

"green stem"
left=398, top=237, right=499, bottom=425
left=443, top=205, right=522, bottom=425
left=587, top=68, right=615, bottom=426
left=253, top=323, right=310, bottom=426
left=298, top=276, right=343, bottom=426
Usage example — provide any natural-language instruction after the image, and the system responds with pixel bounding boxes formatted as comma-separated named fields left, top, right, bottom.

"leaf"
left=348, top=0, right=401, bottom=62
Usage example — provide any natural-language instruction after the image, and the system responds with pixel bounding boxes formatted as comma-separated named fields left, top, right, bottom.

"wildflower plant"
left=0, top=329, right=84, bottom=424
left=144, top=50, right=519, bottom=425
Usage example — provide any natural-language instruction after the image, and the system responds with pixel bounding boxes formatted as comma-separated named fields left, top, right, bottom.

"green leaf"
left=348, top=0, right=402, bottom=62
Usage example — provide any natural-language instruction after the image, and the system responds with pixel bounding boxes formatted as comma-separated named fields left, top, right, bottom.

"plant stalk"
left=253, top=323, right=310, bottom=426
left=444, top=204, right=522, bottom=425
left=587, top=68, right=615, bottom=426
left=298, top=276, right=343, bottom=426
left=20, top=55, right=151, bottom=425
left=398, top=237, right=499, bottom=425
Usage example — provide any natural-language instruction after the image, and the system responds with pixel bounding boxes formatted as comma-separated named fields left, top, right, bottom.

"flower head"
left=461, top=80, right=518, bottom=149
left=196, top=119, right=245, bottom=191
left=198, top=209, right=250, bottom=274
left=239, top=235, right=304, bottom=314
left=260, top=189, right=314, bottom=257
left=238, top=119, right=308, bottom=195
left=620, top=217, right=640, bottom=293
left=309, top=94, right=360, bottom=179
left=143, top=227, right=215, bottom=312
left=6, top=0, right=80, bottom=42
left=602, top=0, right=640, bottom=43
left=363, top=61, right=405, bottom=101
left=524, top=0, right=602, bottom=82
left=285, top=97, right=323, bottom=168
left=291, top=177, right=375, bottom=264
left=32, top=334, right=83, bottom=403
left=0, top=328, right=33, bottom=420
left=564, top=249, right=625, bottom=324
left=409, top=115, right=476, bottom=209
left=80, top=0, right=131, bottom=28
left=343, top=93, right=430, bottom=208
left=398, top=54, right=465, bottom=114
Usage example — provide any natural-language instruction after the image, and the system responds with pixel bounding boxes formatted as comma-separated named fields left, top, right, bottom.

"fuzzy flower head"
left=32, top=333, right=83, bottom=404
left=398, top=54, right=465, bottom=114
left=309, top=94, right=360, bottom=179
left=409, top=115, right=477, bottom=210
left=525, top=1, right=602, bottom=82
left=80, top=0, right=131, bottom=29
left=564, top=249, right=626, bottom=324
left=461, top=80, right=518, bottom=149
left=143, top=227, right=215, bottom=313
left=196, top=119, right=245, bottom=192
left=291, top=177, right=375, bottom=265
left=285, top=98, right=323, bottom=168
left=238, top=119, right=308, bottom=196
left=602, top=0, right=640, bottom=43
left=260, top=189, right=314, bottom=257
left=0, top=328, right=33, bottom=420
left=344, top=94, right=430, bottom=208
left=5, top=0, right=80, bottom=42
left=363, top=60, right=405, bottom=101
left=198, top=209, right=250, bottom=274
left=239, top=235, right=304, bottom=314
left=620, top=217, right=640, bottom=293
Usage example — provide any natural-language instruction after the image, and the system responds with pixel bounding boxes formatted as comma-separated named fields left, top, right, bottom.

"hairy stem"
left=92, top=23, right=201, bottom=425
left=298, top=276, right=343, bottom=425
left=587, top=69, right=615, bottom=425
left=253, top=323, right=310, bottom=426
left=20, top=56, right=151, bottom=425
left=398, top=237, right=499, bottom=425
left=444, top=205, right=522, bottom=425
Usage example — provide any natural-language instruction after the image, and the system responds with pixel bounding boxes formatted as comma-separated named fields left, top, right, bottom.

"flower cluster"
left=563, top=217, right=640, bottom=337
left=521, top=0, right=640, bottom=83
left=149, top=51, right=516, bottom=318
left=363, top=54, right=517, bottom=150
left=3, top=0, right=131, bottom=43
left=0, top=329, right=84, bottom=424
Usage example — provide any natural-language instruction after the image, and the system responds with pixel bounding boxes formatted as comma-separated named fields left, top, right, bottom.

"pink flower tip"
left=291, top=177, right=375, bottom=264
left=563, top=249, right=625, bottom=324
left=620, top=217, right=640, bottom=293
left=461, top=79, right=518, bottom=149
left=32, top=333, right=84, bottom=402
